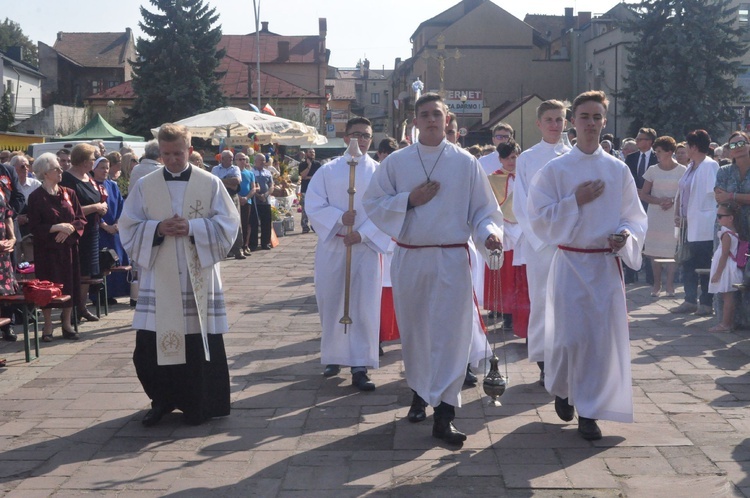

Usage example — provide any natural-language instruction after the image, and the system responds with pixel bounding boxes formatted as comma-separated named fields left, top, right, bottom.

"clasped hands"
left=158, top=214, right=190, bottom=238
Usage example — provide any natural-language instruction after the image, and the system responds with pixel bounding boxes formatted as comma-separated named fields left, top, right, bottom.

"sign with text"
left=432, top=89, right=484, bottom=116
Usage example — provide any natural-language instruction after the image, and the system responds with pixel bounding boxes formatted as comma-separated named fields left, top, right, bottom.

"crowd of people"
left=1, top=88, right=747, bottom=446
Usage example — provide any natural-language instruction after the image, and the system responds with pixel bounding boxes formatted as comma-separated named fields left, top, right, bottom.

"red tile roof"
left=219, top=34, right=323, bottom=64
left=53, top=31, right=134, bottom=68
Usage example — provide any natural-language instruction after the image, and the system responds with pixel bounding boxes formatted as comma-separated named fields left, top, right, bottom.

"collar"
left=164, top=165, right=192, bottom=182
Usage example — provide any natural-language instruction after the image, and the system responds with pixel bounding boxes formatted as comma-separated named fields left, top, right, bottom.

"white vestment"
left=514, top=140, right=570, bottom=362
left=306, top=154, right=390, bottom=369
left=363, top=140, right=504, bottom=407
left=527, top=146, right=647, bottom=422
left=120, top=166, right=240, bottom=340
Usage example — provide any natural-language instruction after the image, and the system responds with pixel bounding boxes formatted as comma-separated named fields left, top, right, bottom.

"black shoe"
left=142, top=403, right=175, bottom=427
left=407, top=391, right=427, bottom=423
left=78, top=309, right=99, bottom=322
left=464, top=365, right=477, bottom=386
left=2, top=328, right=17, bottom=342
left=352, top=371, right=375, bottom=391
left=234, top=252, right=247, bottom=260
left=432, top=419, right=467, bottom=445
left=578, top=416, right=602, bottom=440
left=323, top=364, right=340, bottom=377
left=261, top=245, right=272, bottom=250
left=554, top=396, right=575, bottom=422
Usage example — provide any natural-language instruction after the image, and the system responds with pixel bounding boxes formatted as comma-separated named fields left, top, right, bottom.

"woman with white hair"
left=27, top=153, right=86, bottom=341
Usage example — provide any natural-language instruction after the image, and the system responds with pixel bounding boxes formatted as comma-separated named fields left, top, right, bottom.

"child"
left=708, top=202, right=746, bottom=332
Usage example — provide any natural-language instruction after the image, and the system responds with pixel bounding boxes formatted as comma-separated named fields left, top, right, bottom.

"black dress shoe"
left=323, top=364, right=340, bottom=377
left=407, top=391, right=427, bottom=423
left=78, top=309, right=99, bottom=322
left=432, top=419, right=467, bottom=444
left=352, top=371, right=376, bottom=391
left=2, top=328, right=17, bottom=342
left=555, top=396, right=575, bottom=422
left=142, top=403, right=175, bottom=427
left=578, top=416, right=602, bottom=440
left=464, top=365, right=477, bottom=386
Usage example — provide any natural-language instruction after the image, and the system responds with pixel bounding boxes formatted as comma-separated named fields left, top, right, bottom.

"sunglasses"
left=729, top=140, right=747, bottom=150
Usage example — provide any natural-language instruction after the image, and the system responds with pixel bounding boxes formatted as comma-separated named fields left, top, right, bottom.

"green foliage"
left=0, top=18, right=38, bottom=67
left=620, top=0, right=748, bottom=139
left=0, top=88, right=13, bottom=132
left=123, top=0, right=226, bottom=137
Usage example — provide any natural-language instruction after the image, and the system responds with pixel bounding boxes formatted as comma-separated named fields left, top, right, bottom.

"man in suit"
left=624, top=127, right=658, bottom=285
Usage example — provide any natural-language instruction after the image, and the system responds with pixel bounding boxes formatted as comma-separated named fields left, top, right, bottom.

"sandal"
left=709, top=324, right=732, bottom=333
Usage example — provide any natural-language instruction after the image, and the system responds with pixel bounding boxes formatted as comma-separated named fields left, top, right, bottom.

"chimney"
left=261, top=21, right=269, bottom=33
left=278, top=41, right=290, bottom=62
left=319, top=18, right=327, bottom=38
left=6, top=46, right=24, bottom=63
left=577, top=12, right=591, bottom=28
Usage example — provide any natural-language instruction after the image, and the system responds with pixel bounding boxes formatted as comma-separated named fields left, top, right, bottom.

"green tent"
left=53, top=113, right=145, bottom=142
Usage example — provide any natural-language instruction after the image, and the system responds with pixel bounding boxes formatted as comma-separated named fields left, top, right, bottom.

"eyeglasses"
left=717, top=213, right=732, bottom=219
left=494, top=134, right=511, bottom=140
left=729, top=140, right=747, bottom=150
left=347, top=132, right=372, bottom=140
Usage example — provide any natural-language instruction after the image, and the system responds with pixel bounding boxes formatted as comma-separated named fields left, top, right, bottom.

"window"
left=371, top=93, right=380, bottom=105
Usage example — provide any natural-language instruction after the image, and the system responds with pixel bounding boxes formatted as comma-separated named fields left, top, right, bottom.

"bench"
left=0, top=294, right=72, bottom=362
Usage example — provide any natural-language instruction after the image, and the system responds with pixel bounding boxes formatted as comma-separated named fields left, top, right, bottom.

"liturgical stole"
left=142, top=168, right=214, bottom=366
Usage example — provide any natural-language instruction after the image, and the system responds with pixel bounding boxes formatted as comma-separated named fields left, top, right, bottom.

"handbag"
left=674, top=219, right=692, bottom=264
left=23, top=280, right=63, bottom=307
left=99, top=247, right=120, bottom=272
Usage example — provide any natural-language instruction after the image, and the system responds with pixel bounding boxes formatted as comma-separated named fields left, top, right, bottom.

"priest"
left=527, top=91, right=647, bottom=440
left=120, top=123, right=240, bottom=427
left=363, top=93, right=504, bottom=445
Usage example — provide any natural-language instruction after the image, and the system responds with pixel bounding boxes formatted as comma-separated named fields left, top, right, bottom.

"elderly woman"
left=639, top=136, right=687, bottom=297
left=93, top=157, right=130, bottom=302
left=60, top=143, right=107, bottom=322
left=672, top=130, right=720, bottom=315
left=27, top=153, right=86, bottom=341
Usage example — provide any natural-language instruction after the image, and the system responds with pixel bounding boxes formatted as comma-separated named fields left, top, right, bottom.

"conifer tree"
left=124, top=0, right=225, bottom=137
left=0, top=89, right=14, bottom=132
left=620, top=0, right=748, bottom=138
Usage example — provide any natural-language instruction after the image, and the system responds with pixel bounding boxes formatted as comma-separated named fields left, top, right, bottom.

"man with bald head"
left=212, top=149, right=245, bottom=259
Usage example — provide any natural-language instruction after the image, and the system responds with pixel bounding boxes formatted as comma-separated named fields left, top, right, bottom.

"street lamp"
left=460, top=94, right=467, bottom=146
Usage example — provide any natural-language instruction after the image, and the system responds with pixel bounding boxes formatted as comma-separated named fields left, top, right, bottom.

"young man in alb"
left=364, top=93, right=503, bottom=445
left=513, top=100, right=570, bottom=386
left=527, top=91, right=647, bottom=440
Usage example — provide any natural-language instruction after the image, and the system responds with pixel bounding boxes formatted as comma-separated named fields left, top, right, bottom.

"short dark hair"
left=686, top=129, right=711, bottom=154
left=497, top=140, right=519, bottom=159
left=571, top=90, right=609, bottom=116
left=377, top=137, right=398, bottom=155
left=638, top=127, right=657, bottom=141
left=345, top=117, right=372, bottom=134
left=653, top=136, right=677, bottom=153
left=414, top=92, right=443, bottom=115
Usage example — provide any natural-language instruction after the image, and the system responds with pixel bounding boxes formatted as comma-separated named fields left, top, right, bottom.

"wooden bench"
left=0, top=294, right=72, bottom=362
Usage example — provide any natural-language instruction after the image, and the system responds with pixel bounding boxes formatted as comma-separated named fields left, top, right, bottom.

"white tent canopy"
left=151, top=106, right=327, bottom=146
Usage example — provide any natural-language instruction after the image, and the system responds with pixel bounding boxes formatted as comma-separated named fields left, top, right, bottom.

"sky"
left=7, top=0, right=628, bottom=69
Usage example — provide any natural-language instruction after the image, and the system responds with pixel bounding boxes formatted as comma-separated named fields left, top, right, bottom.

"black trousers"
left=133, top=330, right=230, bottom=422
left=249, top=203, right=272, bottom=248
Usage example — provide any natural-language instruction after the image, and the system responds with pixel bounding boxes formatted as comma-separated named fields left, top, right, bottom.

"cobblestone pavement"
left=0, top=222, right=749, bottom=497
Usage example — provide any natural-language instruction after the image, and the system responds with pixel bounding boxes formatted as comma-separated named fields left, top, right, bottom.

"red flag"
left=262, top=103, right=276, bottom=116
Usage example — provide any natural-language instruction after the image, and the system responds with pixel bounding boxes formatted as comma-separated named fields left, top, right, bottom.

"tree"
left=124, top=0, right=226, bottom=137
left=620, top=0, right=748, bottom=138
left=0, top=18, right=38, bottom=67
left=0, top=88, right=14, bottom=132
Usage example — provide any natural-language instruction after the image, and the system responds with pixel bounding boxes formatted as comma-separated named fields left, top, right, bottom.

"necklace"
left=416, top=143, right=447, bottom=181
